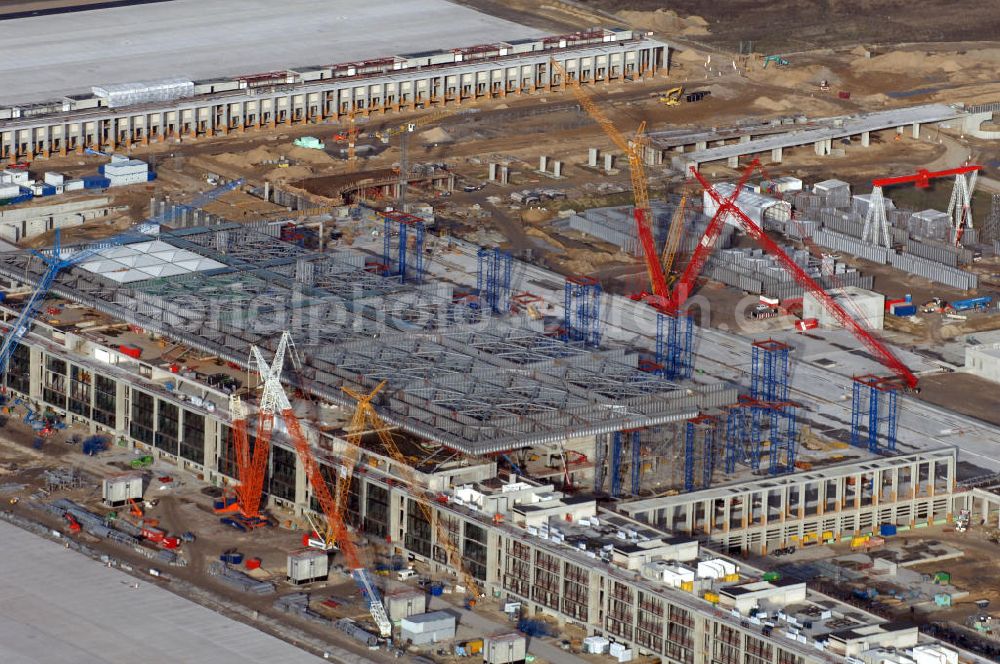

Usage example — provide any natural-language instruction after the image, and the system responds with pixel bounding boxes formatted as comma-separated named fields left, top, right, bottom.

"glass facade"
left=93, top=374, right=117, bottom=427
left=68, top=365, right=92, bottom=418
left=155, top=399, right=179, bottom=455
left=269, top=444, right=296, bottom=502
left=7, top=343, right=30, bottom=395
left=179, top=410, right=205, bottom=465
left=129, top=389, right=155, bottom=445
left=43, top=356, right=67, bottom=408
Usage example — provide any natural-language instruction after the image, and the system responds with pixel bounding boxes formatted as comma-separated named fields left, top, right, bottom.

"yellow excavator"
left=659, top=87, right=684, bottom=106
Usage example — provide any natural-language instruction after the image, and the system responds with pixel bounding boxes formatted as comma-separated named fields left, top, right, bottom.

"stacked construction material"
left=207, top=561, right=275, bottom=594
left=888, top=252, right=978, bottom=290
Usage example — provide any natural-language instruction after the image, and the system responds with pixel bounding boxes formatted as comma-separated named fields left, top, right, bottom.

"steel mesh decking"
left=0, top=224, right=734, bottom=454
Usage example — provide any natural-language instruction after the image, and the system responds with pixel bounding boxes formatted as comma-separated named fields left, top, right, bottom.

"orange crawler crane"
left=256, top=332, right=392, bottom=637
left=213, top=333, right=294, bottom=530
left=341, top=382, right=485, bottom=607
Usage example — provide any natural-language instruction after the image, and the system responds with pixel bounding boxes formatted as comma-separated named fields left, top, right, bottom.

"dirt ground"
left=574, top=0, right=1000, bottom=51
left=0, top=408, right=480, bottom=661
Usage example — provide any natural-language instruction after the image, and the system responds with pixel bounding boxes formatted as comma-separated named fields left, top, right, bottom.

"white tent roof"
left=77, top=239, right=225, bottom=283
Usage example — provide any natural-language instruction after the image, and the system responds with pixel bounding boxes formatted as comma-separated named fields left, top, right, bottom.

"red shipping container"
left=162, top=537, right=180, bottom=549
left=245, top=557, right=262, bottom=570
left=796, top=318, right=819, bottom=332
left=838, top=91, right=851, bottom=99
left=118, top=344, right=142, bottom=359
left=141, top=526, right=165, bottom=542
left=884, top=298, right=906, bottom=311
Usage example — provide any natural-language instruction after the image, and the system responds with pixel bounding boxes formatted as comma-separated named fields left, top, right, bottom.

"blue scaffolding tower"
left=766, top=404, right=799, bottom=475
left=725, top=398, right=763, bottom=473
left=476, top=247, right=513, bottom=313
left=656, top=312, right=694, bottom=380
left=684, top=415, right=718, bottom=492
left=564, top=276, right=601, bottom=347
left=630, top=430, right=642, bottom=496
left=382, top=211, right=426, bottom=283
left=606, top=429, right=641, bottom=498
left=850, top=375, right=899, bottom=454
left=725, top=397, right=798, bottom=476
left=751, top=339, right=791, bottom=403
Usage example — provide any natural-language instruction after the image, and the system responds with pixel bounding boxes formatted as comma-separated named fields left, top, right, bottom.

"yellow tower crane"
left=342, top=381, right=485, bottom=606
left=548, top=58, right=669, bottom=299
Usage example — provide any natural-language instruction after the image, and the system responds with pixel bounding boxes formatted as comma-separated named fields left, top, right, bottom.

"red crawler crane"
left=684, top=164, right=919, bottom=390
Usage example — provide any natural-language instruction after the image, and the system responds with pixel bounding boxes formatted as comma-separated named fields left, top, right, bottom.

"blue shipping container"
left=147, top=171, right=157, bottom=181
left=2, top=193, right=33, bottom=206
left=891, top=304, right=917, bottom=316
left=880, top=524, right=897, bottom=537
left=98, top=165, right=105, bottom=175
left=40, top=184, right=56, bottom=196
left=951, top=296, right=992, bottom=311
left=82, top=176, right=111, bottom=190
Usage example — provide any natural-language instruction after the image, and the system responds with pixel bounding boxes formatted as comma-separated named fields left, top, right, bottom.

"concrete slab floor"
left=0, top=0, right=543, bottom=105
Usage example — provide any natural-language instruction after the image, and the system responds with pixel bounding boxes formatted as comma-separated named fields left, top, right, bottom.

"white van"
left=397, top=568, right=418, bottom=581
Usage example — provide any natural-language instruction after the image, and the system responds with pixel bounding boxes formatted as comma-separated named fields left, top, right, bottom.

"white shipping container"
left=64, top=179, right=85, bottom=192
left=44, top=172, right=65, bottom=186
left=0, top=184, right=20, bottom=199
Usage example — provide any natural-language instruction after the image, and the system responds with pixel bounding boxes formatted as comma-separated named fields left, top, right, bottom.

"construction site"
left=4, top=0, right=1000, bottom=663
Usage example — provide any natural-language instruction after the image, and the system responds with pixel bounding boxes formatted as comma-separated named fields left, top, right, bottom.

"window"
left=179, top=410, right=205, bottom=464
left=93, top=374, right=117, bottom=427
left=129, top=390, right=154, bottom=445
left=6, top=342, right=30, bottom=395
left=268, top=445, right=296, bottom=502
left=155, top=399, right=179, bottom=455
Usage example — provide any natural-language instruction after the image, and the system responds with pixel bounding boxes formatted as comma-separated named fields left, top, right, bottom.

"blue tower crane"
left=0, top=179, right=243, bottom=376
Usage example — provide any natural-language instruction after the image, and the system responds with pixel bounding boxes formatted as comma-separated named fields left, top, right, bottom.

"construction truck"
left=659, top=87, right=684, bottom=106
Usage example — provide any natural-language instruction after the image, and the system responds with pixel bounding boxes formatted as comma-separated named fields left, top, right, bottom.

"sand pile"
left=852, top=50, right=961, bottom=73
left=752, top=96, right=796, bottom=112
left=617, top=9, right=710, bottom=36
left=268, top=165, right=313, bottom=181
left=286, top=146, right=336, bottom=165
left=525, top=227, right=565, bottom=250
left=675, top=48, right=706, bottom=64
left=420, top=127, right=453, bottom=144
left=245, top=145, right=280, bottom=164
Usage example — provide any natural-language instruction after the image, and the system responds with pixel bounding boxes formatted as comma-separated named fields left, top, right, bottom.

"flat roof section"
left=0, top=520, right=321, bottom=663
left=0, top=0, right=543, bottom=105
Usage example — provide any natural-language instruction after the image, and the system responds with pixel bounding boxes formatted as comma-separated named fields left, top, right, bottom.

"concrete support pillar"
left=695, top=140, right=707, bottom=151
left=539, top=155, right=548, bottom=172
left=553, top=161, right=562, bottom=178
left=814, top=140, right=825, bottom=156
left=861, top=131, right=870, bottom=147
left=728, top=156, right=739, bottom=168
left=488, top=163, right=497, bottom=181
left=770, top=146, right=783, bottom=163
left=604, top=153, right=614, bottom=173
left=911, top=122, right=920, bottom=139
left=739, top=134, right=752, bottom=144
left=588, top=148, right=599, bottom=167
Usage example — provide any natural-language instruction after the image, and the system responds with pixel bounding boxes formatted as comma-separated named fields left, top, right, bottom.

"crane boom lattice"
left=549, top=58, right=668, bottom=298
